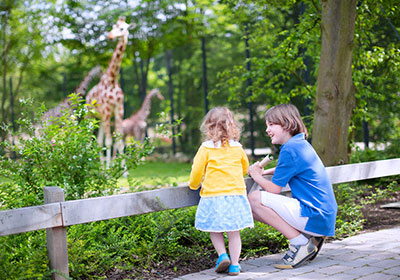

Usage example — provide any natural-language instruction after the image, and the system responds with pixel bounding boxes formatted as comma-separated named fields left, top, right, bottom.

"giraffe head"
left=148, top=88, right=164, bottom=100
left=107, top=17, right=135, bottom=40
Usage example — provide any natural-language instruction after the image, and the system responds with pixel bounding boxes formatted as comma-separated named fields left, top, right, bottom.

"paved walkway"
left=175, top=226, right=400, bottom=280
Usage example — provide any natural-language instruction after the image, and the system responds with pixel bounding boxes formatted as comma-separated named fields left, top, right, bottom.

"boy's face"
left=265, top=121, right=292, bottom=145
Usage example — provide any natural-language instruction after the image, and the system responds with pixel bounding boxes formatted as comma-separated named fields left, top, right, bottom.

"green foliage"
left=66, top=208, right=287, bottom=279
left=241, top=222, right=287, bottom=257
left=66, top=207, right=210, bottom=279
left=122, top=161, right=191, bottom=192
left=334, top=183, right=365, bottom=237
left=350, top=138, right=400, bottom=163
left=2, top=1, right=400, bottom=278
left=334, top=145, right=400, bottom=238
left=0, top=95, right=153, bottom=207
left=211, top=1, right=320, bottom=109
left=2, top=0, right=400, bottom=161
left=1, top=141, right=398, bottom=279
left=0, top=94, right=154, bottom=279
left=0, top=231, right=52, bottom=280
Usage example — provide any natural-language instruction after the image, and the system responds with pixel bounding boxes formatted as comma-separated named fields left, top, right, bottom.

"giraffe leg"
left=103, top=119, right=112, bottom=169
left=114, top=100, right=127, bottom=177
left=139, top=126, right=146, bottom=143
left=97, top=123, right=105, bottom=163
left=114, top=103, right=125, bottom=156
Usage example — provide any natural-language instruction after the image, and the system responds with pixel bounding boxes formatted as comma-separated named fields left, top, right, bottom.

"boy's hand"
left=259, top=154, right=273, bottom=167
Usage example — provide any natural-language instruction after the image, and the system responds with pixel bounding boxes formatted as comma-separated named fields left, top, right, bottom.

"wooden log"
left=1, top=158, right=399, bottom=236
left=326, top=158, right=400, bottom=184
left=381, top=202, right=400, bottom=210
left=44, top=187, right=69, bottom=280
left=0, top=203, right=62, bottom=236
left=61, top=186, right=201, bottom=226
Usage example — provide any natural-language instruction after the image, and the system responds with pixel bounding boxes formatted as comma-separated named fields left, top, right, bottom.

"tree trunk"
left=166, top=50, right=176, bottom=155
left=312, top=0, right=357, bottom=166
left=1, top=11, right=9, bottom=123
left=132, top=50, right=143, bottom=104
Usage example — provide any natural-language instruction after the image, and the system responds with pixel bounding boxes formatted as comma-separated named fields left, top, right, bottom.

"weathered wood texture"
left=44, top=187, right=69, bottom=280
left=0, top=203, right=62, bottom=236
left=326, top=158, right=400, bottom=184
left=62, top=186, right=201, bottom=226
left=381, top=202, right=400, bottom=210
left=1, top=158, right=399, bottom=237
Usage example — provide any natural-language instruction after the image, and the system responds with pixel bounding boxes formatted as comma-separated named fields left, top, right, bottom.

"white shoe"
left=274, top=239, right=317, bottom=269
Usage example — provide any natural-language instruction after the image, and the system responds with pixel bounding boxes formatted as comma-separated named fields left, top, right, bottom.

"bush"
left=0, top=95, right=153, bottom=279
left=0, top=94, right=153, bottom=208
left=66, top=207, right=210, bottom=279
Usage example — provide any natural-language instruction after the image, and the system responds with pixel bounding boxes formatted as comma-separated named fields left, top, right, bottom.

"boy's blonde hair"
left=265, top=103, right=308, bottom=139
left=200, top=107, right=241, bottom=144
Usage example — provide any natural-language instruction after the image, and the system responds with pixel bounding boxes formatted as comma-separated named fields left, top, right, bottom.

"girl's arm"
left=188, top=147, right=207, bottom=190
left=248, top=163, right=281, bottom=194
left=241, top=148, right=250, bottom=176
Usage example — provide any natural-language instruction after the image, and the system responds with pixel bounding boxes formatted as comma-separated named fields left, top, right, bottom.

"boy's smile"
left=266, top=122, right=292, bottom=145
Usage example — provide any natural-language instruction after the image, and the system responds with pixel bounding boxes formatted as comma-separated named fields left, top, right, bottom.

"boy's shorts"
left=260, top=191, right=323, bottom=237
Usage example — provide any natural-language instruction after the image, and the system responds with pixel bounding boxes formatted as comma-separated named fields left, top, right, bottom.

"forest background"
left=1, top=0, right=399, bottom=163
left=1, top=0, right=400, bottom=279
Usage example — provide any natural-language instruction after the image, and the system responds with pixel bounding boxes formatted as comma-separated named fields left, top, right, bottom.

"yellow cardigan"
left=189, top=140, right=249, bottom=197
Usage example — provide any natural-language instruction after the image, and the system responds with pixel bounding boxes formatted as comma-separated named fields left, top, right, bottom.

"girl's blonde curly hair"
left=200, top=107, right=241, bottom=144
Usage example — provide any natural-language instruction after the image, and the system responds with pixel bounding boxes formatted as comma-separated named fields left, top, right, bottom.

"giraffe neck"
left=102, top=35, right=127, bottom=86
left=75, top=65, right=102, bottom=97
left=133, top=94, right=155, bottom=120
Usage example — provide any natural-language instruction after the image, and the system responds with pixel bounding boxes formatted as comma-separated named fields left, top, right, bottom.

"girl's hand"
left=247, top=162, right=263, bottom=178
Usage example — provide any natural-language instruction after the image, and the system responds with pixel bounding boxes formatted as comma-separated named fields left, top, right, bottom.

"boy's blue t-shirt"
left=272, top=133, right=338, bottom=236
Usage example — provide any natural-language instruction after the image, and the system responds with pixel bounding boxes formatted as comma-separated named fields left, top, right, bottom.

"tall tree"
left=312, top=0, right=357, bottom=165
left=0, top=0, right=53, bottom=127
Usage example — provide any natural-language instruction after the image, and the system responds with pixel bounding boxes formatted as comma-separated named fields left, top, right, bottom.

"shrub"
left=0, top=94, right=153, bottom=208
left=0, top=95, right=153, bottom=279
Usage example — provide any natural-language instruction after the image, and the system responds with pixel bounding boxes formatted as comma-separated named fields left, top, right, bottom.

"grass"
left=0, top=161, right=192, bottom=194
left=117, top=161, right=192, bottom=191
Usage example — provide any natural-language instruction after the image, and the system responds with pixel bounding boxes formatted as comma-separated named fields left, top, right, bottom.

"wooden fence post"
left=44, top=187, right=69, bottom=280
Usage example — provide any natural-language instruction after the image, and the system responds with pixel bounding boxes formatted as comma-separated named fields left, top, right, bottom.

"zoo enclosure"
left=1, top=158, right=400, bottom=279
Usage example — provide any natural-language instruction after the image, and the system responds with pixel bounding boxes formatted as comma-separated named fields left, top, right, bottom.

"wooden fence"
left=1, top=158, right=400, bottom=279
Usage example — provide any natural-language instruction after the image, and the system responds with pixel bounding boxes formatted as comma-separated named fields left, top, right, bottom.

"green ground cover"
left=118, top=161, right=192, bottom=191
left=1, top=98, right=399, bottom=279
left=1, top=155, right=399, bottom=279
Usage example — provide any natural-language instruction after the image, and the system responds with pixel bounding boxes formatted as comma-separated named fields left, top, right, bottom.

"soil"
left=357, top=192, right=400, bottom=233
left=104, top=192, right=400, bottom=280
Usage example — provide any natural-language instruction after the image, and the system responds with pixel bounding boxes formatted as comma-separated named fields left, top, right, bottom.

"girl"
left=189, top=107, right=254, bottom=276
left=247, top=103, right=337, bottom=269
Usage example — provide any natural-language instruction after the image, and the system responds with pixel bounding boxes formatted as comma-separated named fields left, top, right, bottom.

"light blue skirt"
left=195, top=195, right=254, bottom=232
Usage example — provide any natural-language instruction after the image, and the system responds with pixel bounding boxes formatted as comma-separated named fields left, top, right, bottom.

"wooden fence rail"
left=1, top=158, right=400, bottom=279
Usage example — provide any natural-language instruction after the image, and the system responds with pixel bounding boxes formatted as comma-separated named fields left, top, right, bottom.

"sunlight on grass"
left=118, top=161, right=192, bottom=191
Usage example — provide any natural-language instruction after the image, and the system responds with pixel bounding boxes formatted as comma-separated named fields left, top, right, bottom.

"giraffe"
left=5, top=66, right=102, bottom=151
left=41, top=65, right=102, bottom=123
left=86, top=17, right=133, bottom=167
left=122, top=88, right=164, bottom=142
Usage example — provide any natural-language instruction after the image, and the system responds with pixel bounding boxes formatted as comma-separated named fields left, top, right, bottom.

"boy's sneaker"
left=308, top=236, right=325, bottom=261
left=274, top=239, right=317, bottom=269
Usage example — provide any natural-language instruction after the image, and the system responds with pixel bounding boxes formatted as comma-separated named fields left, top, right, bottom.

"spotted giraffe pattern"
left=39, top=65, right=102, bottom=128
left=122, top=88, right=164, bottom=142
left=86, top=17, right=132, bottom=167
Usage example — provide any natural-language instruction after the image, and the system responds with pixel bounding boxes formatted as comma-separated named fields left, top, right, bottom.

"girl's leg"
left=209, top=232, right=227, bottom=256
left=226, top=231, right=241, bottom=265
